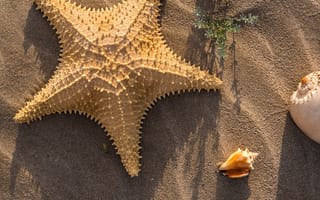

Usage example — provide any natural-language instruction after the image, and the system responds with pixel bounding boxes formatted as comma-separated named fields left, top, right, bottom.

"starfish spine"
left=14, top=0, right=222, bottom=176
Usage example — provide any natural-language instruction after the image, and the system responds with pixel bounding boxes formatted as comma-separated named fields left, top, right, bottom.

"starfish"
left=14, top=0, right=222, bottom=177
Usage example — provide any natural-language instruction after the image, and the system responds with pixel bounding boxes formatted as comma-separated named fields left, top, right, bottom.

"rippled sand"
left=1, top=0, right=320, bottom=199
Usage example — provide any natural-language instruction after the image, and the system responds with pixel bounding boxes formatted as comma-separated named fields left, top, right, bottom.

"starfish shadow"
left=10, top=2, right=222, bottom=200
left=160, top=0, right=167, bottom=16
left=10, top=114, right=131, bottom=199
left=10, top=94, right=221, bottom=200
left=23, top=3, right=59, bottom=81
left=141, top=91, right=221, bottom=200
left=276, top=114, right=320, bottom=200
left=0, top=98, right=19, bottom=199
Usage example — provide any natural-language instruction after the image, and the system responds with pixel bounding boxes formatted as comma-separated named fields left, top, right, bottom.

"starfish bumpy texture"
left=14, top=0, right=222, bottom=176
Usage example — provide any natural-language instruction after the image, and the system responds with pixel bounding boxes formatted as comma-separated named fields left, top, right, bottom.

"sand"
left=1, top=0, right=320, bottom=199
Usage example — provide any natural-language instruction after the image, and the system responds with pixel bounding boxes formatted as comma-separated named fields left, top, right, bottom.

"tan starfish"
left=14, top=0, right=222, bottom=176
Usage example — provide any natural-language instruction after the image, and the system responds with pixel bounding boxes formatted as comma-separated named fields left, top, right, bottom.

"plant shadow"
left=229, top=34, right=241, bottom=113
left=185, top=0, right=241, bottom=112
left=185, top=0, right=248, bottom=199
left=9, top=2, right=222, bottom=200
left=185, top=0, right=218, bottom=75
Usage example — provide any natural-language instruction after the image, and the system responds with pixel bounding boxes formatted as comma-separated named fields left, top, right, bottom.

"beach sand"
left=1, top=0, right=320, bottom=199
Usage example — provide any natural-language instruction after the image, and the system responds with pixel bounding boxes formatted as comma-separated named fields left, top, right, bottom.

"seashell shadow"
left=276, top=113, right=320, bottom=199
left=216, top=175, right=250, bottom=200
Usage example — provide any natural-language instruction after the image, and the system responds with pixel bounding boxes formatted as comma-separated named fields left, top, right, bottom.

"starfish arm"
left=34, top=0, right=160, bottom=58
left=131, top=55, right=222, bottom=104
left=34, top=0, right=89, bottom=40
left=111, top=0, right=222, bottom=99
left=16, top=0, right=223, bottom=178
left=94, top=91, right=148, bottom=177
left=14, top=61, right=145, bottom=177
left=14, top=61, right=107, bottom=123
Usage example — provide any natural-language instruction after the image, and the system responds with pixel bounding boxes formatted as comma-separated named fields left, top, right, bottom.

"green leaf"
left=194, top=8, right=258, bottom=59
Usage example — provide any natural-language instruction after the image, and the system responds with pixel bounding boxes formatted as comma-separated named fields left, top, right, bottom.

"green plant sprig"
left=195, top=9, right=258, bottom=59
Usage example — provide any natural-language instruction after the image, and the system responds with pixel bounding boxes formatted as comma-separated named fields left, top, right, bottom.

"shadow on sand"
left=184, top=0, right=249, bottom=199
left=9, top=2, right=222, bottom=200
left=276, top=114, right=320, bottom=200
left=185, top=0, right=241, bottom=114
left=22, top=4, right=59, bottom=81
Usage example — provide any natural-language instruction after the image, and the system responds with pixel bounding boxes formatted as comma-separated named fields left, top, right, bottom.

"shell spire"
left=289, top=71, right=320, bottom=144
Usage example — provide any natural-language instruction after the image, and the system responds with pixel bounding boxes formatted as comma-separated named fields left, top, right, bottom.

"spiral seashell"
left=218, top=148, right=258, bottom=178
left=289, top=71, right=320, bottom=144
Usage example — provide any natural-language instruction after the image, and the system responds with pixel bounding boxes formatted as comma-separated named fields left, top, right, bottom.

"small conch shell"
left=289, top=71, right=320, bottom=144
left=218, top=148, right=258, bottom=178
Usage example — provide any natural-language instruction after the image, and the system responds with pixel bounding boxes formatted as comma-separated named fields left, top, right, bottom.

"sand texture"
left=1, top=0, right=320, bottom=199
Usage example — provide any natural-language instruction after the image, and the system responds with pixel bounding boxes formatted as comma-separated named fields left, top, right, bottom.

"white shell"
left=289, top=71, right=320, bottom=143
